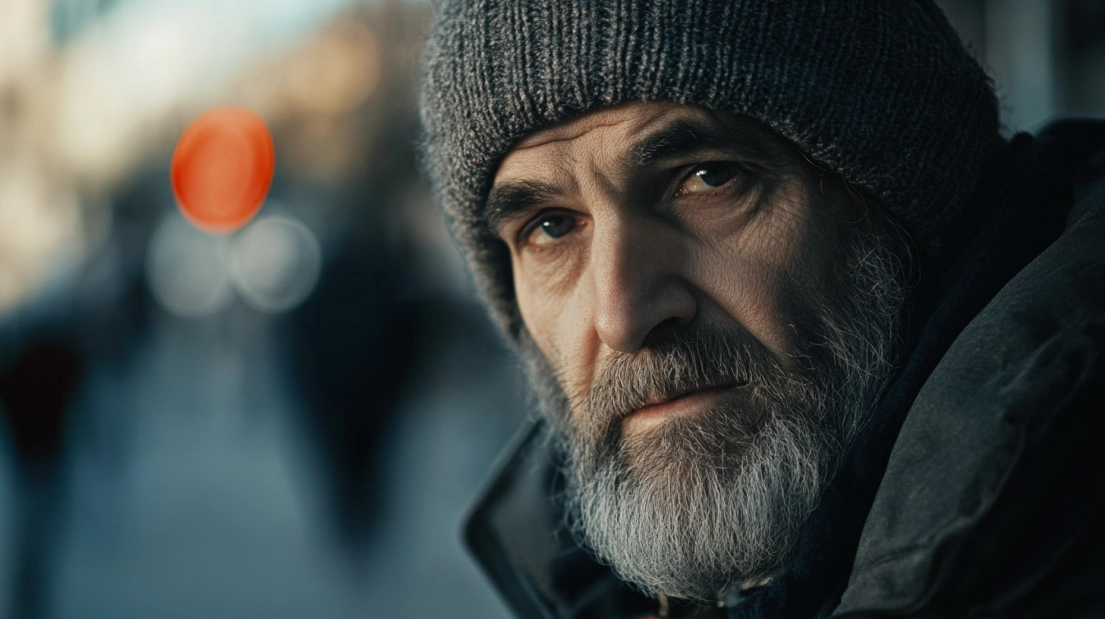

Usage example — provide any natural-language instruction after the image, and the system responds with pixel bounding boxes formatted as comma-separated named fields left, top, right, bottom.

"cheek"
left=691, top=194, right=816, bottom=363
left=514, top=265, right=555, bottom=353
left=696, top=247, right=795, bottom=362
left=513, top=256, right=598, bottom=411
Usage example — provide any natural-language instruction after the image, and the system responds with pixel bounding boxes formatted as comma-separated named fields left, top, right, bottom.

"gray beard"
left=522, top=226, right=907, bottom=602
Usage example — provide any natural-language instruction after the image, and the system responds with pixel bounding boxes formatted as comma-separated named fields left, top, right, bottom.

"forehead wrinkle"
left=510, top=118, right=629, bottom=153
left=511, top=101, right=685, bottom=152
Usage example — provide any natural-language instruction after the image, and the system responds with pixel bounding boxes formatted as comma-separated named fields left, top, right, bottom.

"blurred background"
left=0, top=0, right=1101, bottom=617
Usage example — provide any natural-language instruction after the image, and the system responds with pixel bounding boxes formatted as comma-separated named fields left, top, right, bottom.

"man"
left=418, top=2, right=1105, bottom=617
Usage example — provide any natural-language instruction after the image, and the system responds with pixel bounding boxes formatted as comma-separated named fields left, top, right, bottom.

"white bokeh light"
left=230, top=216, right=321, bottom=313
left=146, top=211, right=234, bottom=318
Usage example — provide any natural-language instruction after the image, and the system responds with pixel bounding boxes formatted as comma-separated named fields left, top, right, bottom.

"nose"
left=590, top=218, right=697, bottom=353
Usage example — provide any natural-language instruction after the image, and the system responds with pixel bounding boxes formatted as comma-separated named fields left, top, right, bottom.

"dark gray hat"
left=418, top=0, right=1002, bottom=342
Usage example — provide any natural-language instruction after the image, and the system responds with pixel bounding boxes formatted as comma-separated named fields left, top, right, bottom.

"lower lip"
left=622, top=386, right=734, bottom=433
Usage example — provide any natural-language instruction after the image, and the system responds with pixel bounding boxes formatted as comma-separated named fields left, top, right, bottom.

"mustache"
left=579, top=323, right=777, bottom=442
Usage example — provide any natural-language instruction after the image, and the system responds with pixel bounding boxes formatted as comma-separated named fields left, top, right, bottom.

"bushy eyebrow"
left=633, top=117, right=778, bottom=169
left=485, top=179, right=561, bottom=234
left=634, top=121, right=723, bottom=166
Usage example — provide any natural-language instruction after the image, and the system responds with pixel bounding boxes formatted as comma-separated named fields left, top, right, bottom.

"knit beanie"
left=418, top=0, right=1003, bottom=343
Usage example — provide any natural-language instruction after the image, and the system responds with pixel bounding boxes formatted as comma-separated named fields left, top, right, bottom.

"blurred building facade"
left=939, top=0, right=1105, bottom=133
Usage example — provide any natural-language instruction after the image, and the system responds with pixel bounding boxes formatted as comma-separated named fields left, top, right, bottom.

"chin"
left=569, top=400, right=834, bottom=601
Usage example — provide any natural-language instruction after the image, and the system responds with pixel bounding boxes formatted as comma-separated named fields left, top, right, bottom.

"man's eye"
left=677, top=162, right=742, bottom=195
left=525, top=213, right=577, bottom=247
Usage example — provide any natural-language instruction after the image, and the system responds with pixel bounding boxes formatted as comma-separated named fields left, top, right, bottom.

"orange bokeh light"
left=170, top=107, right=275, bottom=233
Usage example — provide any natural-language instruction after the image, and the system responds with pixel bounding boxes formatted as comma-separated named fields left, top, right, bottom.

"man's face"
left=490, top=102, right=904, bottom=601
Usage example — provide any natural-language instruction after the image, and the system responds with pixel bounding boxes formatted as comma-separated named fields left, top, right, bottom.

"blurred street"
left=0, top=270, right=523, bottom=619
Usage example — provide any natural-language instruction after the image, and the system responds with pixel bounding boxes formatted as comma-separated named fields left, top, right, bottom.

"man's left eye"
left=676, top=162, right=742, bottom=195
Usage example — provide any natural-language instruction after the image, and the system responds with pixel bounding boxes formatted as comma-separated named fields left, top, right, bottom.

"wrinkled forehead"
left=490, top=102, right=798, bottom=199
left=493, top=102, right=687, bottom=185
left=511, top=102, right=683, bottom=152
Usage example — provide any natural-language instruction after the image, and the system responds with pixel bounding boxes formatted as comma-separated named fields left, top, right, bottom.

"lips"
left=642, top=380, right=742, bottom=407
left=626, top=379, right=744, bottom=421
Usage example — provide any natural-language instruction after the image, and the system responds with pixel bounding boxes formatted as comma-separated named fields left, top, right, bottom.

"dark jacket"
left=463, top=121, right=1105, bottom=619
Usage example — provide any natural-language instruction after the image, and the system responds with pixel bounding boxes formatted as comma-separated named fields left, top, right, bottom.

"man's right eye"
left=522, top=213, right=577, bottom=247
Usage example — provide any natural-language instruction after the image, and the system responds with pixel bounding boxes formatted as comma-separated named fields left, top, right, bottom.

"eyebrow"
left=633, top=119, right=763, bottom=167
left=485, top=179, right=562, bottom=233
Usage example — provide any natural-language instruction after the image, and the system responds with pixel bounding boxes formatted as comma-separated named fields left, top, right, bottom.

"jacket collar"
left=835, top=122, right=1105, bottom=615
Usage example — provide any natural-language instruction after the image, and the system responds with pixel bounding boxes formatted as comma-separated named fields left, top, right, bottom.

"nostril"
left=648, top=316, right=685, bottom=340
left=655, top=317, right=682, bottom=331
